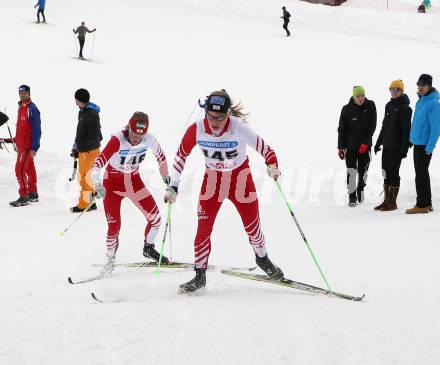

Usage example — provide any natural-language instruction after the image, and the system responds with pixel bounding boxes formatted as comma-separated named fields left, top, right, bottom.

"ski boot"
left=100, top=253, right=116, bottom=276
left=9, top=195, right=30, bottom=207
left=255, top=254, right=284, bottom=280
left=29, top=192, right=39, bottom=202
left=143, top=243, right=169, bottom=264
left=179, top=268, right=207, bottom=293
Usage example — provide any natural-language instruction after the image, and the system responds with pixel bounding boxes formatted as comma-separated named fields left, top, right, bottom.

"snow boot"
left=29, top=192, right=39, bottom=202
left=374, top=183, right=389, bottom=211
left=255, top=254, right=284, bottom=280
left=405, top=205, right=429, bottom=214
left=9, top=195, right=30, bottom=207
left=179, top=268, right=207, bottom=293
left=381, top=186, right=399, bottom=211
left=143, top=243, right=169, bottom=264
left=100, top=253, right=116, bottom=276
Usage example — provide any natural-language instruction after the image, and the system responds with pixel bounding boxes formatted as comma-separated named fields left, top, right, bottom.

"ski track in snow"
left=1, top=0, right=440, bottom=364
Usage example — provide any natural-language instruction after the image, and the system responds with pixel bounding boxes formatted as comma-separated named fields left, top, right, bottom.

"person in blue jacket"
left=34, top=0, right=46, bottom=23
left=406, top=74, right=440, bottom=214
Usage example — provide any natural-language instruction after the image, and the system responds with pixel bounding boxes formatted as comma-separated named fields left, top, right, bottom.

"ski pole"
left=91, top=32, right=96, bottom=60
left=5, top=121, right=17, bottom=152
left=168, top=210, right=173, bottom=263
left=275, top=180, right=333, bottom=293
left=68, top=158, right=78, bottom=182
left=59, top=199, right=96, bottom=237
left=156, top=203, right=173, bottom=276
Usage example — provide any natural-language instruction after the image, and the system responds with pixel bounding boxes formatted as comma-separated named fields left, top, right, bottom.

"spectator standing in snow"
left=373, top=80, right=412, bottom=211
left=73, top=22, right=96, bottom=59
left=406, top=74, right=440, bottom=214
left=281, top=6, right=291, bottom=37
left=34, top=0, right=46, bottom=23
left=9, top=85, right=42, bottom=207
left=337, top=86, right=377, bottom=207
left=70, top=88, right=102, bottom=213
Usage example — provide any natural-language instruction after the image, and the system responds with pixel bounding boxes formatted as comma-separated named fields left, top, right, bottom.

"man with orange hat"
left=91, top=112, right=170, bottom=275
left=374, top=80, right=412, bottom=211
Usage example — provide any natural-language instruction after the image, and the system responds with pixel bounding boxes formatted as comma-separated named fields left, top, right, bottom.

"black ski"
left=91, top=292, right=103, bottom=302
left=68, top=275, right=106, bottom=285
left=221, top=270, right=365, bottom=301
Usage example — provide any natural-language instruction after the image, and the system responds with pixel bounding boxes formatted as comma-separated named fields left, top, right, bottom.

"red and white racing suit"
left=93, top=130, right=168, bottom=255
left=170, top=116, right=278, bottom=269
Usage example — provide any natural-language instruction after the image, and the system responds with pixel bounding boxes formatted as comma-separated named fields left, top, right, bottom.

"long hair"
left=209, top=90, right=249, bottom=120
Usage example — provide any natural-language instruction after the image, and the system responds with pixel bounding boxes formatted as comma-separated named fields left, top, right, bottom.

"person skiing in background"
left=337, top=85, right=377, bottom=207
left=281, top=6, right=291, bottom=37
left=70, top=88, right=102, bottom=213
left=406, top=74, right=440, bottom=214
left=34, top=0, right=46, bottom=23
left=373, top=80, right=412, bottom=212
left=9, top=85, right=42, bottom=207
left=92, top=112, right=170, bottom=275
left=165, top=90, right=284, bottom=294
left=73, top=22, right=96, bottom=59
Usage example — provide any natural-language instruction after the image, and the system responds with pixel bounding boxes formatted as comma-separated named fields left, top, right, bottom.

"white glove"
left=162, top=175, right=171, bottom=186
left=164, top=186, right=178, bottom=204
left=266, top=164, right=281, bottom=180
left=95, top=182, right=106, bottom=199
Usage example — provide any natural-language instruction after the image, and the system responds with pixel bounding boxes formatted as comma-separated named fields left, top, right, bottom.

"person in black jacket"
left=338, top=85, right=377, bottom=206
left=70, top=88, right=102, bottom=212
left=281, top=6, right=291, bottom=37
left=374, top=80, right=412, bottom=211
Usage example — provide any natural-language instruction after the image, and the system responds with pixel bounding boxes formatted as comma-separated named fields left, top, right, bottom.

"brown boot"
left=374, top=183, right=389, bottom=211
left=405, top=205, right=429, bottom=214
left=381, top=186, right=399, bottom=211
left=428, top=205, right=434, bottom=212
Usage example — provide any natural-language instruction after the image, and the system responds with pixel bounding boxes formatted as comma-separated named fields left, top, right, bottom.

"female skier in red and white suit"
left=165, top=90, right=284, bottom=293
left=92, top=112, right=170, bottom=275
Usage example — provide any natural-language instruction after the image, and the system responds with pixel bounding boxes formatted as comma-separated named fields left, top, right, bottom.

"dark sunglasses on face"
left=417, top=82, right=428, bottom=87
left=389, top=88, right=401, bottom=93
left=206, top=112, right=227, bottom=121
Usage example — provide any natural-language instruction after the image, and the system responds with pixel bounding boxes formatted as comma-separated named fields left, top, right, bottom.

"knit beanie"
left=18, top=85, right=30, bottom=93
left=353, top=85, right=365, bottom=97
left=129, top=112, right=149, bottom=135
left=206, top=91, right=232, bottom=113
left=74, top=88, right=90, bottom=103
left=389, top=79, right=404, bottom=92
left=417, top=74, right=433, bottom=86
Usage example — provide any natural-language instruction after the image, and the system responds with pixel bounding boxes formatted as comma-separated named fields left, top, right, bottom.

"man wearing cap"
left=337, top=85, right=377, bottom=206
left=70, top=88, right=102, bottom=213
left=91, top=112, right=170, bottom=275
left=373, top=80, right=412, bottom=211
left=73, top=22, right=96, bottom=60
left=406, top=74, right=440, bottom=214
left=9, top=85, right=42, bottom=207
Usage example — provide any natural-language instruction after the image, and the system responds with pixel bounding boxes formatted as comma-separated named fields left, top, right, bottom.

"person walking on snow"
left=373, top=80, right=412, bottom=211
left=70, top=88, right=102, bottom=213
left=281, top=6, right=291, bottom=37
left=9, top=85, right=42, bottom=207
left=337, top=85, right=377, bottom=207
left=165, top=90, right=284, bottom=294
left=92, top=112, right=170, bottom=275
left=73, top=22, right=96, bottom=59
left=406, top=74, right=440, bottom=214
left=34, top=0, right=46, bottom=23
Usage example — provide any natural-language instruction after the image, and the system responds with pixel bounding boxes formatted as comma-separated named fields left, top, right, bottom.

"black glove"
left=374, top=145, right=381, bottom=155
left=70, top=149, right=79, bottom=158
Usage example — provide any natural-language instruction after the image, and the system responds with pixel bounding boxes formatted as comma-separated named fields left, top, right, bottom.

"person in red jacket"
left=9, top=85, right=42, bottom=207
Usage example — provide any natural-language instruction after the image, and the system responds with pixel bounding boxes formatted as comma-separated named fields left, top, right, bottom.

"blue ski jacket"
left=35, top=0, right=46, bottom=9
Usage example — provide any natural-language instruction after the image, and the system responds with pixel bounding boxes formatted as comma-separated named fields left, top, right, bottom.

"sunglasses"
left=417, top=82, right=428, bottom=87
left=206, top=112, right=227, bottom=121
left=389, top=88, right=401, bottom=93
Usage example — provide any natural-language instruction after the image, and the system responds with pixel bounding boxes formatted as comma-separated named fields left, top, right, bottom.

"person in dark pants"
left=338, top=86, right=377, bottom=206
left=34, top=0, right=46, bottom=23
left=281, top=6, right=291, bottom=37
left=374, top=80, right=412, bottom=211
left=73, top=22, right=96, bottom=59
left=406, top=74, right=440, bottom=214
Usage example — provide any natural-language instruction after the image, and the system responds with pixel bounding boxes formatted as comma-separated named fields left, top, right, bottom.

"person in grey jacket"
left=73, top=22, right=96, bottom=59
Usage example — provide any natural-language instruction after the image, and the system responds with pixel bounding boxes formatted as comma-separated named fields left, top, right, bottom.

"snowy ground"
left=1, top=0, right=440, bottom=364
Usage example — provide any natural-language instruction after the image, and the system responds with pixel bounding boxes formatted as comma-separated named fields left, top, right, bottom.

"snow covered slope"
left=1, top=1, right=440, bottom=364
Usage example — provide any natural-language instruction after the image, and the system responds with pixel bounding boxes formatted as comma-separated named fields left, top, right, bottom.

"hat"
left=129, top=112, right=149, bottom=135
left=353, top=85, right=365, bottom=97
left=206, top=91, right=231, bottom=113
left=74, top=88, right=90, bottom=103
left=417, top=74, right=433, bottom=86
left=18, top=85, right=30, bottom=93
left=389, top=79, right=404, bottom=92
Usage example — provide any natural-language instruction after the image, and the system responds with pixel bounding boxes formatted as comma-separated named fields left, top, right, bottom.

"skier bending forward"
left=166, top=90, right=284, bottom=293
left=92, top=112, right=170, bottom=275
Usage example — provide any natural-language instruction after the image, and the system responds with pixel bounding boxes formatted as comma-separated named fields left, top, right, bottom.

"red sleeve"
left=173, top=123, right=197, bottom=173
left=93, top=136, right=120, bottom=170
